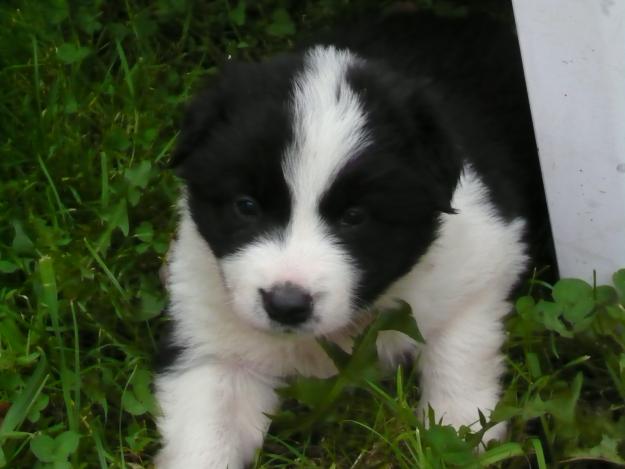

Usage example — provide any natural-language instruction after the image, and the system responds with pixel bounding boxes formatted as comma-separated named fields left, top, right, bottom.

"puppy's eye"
left=339, top=206, right=368, bottom=227
left=234, top=196, right=261, bottom=220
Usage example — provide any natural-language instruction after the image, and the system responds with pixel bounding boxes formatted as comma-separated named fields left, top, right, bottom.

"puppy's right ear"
left=168, top=85, right=226, bottom=173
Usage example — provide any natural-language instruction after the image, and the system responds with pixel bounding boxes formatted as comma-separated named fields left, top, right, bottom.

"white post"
left=511, top=0, right=625, bottom=284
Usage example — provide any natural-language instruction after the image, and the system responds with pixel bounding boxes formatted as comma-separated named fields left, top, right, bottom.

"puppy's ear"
left=168, top=82, right=226, bottom=172
left=410, top=88, right=463, bottom=216
left=415, top=107, right=461, bottom=216
left=438, top=203, right=458, bottom=215
left=348, top=62, right=461, bottom=215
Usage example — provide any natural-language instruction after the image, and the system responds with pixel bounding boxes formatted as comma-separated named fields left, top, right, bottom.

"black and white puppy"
left=155, top=9, right=547, bottom=468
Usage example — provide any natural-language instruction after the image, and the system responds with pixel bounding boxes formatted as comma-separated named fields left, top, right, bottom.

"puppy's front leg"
left=155, top=361, right=279, bottom=469
left=417, top=299, right=508, bottom=443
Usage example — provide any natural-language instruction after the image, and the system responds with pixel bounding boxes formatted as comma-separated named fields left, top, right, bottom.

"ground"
left=1, top=1, right=624, bottom=468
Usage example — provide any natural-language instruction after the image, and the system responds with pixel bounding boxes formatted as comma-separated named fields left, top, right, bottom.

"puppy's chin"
left=252, top=320, right=319, bottom=337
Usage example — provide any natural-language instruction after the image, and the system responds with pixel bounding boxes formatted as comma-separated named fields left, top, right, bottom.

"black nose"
left=260, top=283, right=313, bottom=326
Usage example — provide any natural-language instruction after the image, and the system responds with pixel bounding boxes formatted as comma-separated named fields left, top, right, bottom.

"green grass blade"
left=39, top=257, right=77, bottom=432
left=114, top=39, right=134, bottom=98
left=84, top=238, right=126, bottom=297
left=100, top=152, right=109, bottom=209
left=478, top=442, right=524, bottom=466
left=90, top=419, right=110, bottom=469
left=0, top=355, right=49, bottom=440
left=37, top=151, right=69, bottom=223
left=31, top=35, right=41, bottom=118
left=118, top=364, right=138, bottom=468
left=530, top=438, right=547, bottom=469
left=346, top=419, right=413, bottom=469
left=154, top=133, right=178, bottom=163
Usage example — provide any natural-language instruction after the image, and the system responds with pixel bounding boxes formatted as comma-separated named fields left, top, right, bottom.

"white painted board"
left=512, top=0, right=625, bottom=284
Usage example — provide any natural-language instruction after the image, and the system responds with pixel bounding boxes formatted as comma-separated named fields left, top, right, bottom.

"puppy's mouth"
left=266, top=313, right=322, bottom=336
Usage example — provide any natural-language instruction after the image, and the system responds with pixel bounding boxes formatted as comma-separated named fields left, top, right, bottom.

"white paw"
left=417, top=397, right=507, bottom=445
left=481, top=420, right=508, bottom=445
left=155, top=447, right=245, bottom=469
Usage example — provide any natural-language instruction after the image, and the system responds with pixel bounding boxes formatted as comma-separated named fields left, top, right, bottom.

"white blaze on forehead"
left=214, top=49, right=367, bottom=337
left=283, top=46, right=370, bottom=210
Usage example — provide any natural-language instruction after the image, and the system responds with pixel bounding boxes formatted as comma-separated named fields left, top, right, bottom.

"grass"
left=1, top=0, right=624, bottom=467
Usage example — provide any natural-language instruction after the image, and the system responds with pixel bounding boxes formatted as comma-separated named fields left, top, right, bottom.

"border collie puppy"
left=155, top=9, right=547, bottom=468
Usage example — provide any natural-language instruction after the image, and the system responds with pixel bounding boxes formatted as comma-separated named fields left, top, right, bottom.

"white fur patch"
left=284, top=46, right=370, bottom=203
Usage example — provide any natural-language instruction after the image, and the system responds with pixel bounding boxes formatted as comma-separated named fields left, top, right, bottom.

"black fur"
left=174, top=56, right=302, bottom=258
left=153, top=311, right=185, bottom=373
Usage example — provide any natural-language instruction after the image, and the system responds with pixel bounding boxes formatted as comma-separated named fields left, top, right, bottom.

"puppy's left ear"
left=168, top=84, right=226, bottom=172
left=410, top=89, right=462, bottom=217
left=439, top=204, right=458, bottom=215
left=347, top=61, right=461, bottom=216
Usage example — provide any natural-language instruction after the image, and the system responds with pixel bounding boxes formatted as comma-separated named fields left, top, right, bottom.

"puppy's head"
left=172, top=46, right=459, bottom=336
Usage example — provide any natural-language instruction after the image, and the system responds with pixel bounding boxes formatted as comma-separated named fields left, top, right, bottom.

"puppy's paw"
left=154, top=445, right=245, bottom=469
left=481, top=420, right=508, bottom=446
left=417, top=397, right=507, bottom=447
